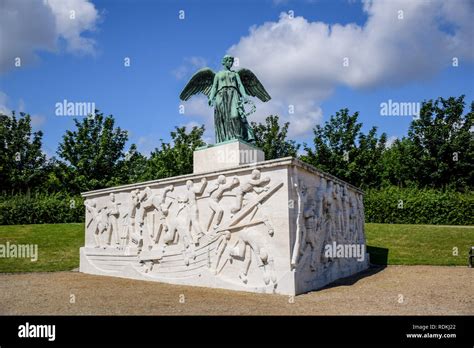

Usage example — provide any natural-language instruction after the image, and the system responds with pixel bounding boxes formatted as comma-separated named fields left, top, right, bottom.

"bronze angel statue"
left=180, top=55, right=271, bottom=144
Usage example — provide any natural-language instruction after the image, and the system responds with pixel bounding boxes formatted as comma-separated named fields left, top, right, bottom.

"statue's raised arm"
left=179, top=55, right=271, bottom=144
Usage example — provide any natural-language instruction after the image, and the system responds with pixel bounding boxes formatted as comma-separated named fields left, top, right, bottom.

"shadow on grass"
left=367, top=245, right=389, bottom=265
left=320, top=246, right=389, bottom=290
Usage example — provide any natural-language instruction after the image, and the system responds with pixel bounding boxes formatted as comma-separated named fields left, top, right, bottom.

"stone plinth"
left=80, top=156, right=369, bottom=296
left=193, top=139, right=265, bottom=174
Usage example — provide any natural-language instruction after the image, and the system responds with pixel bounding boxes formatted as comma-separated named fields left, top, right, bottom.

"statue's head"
left=350, top=193, right=356, bottom=207
left=222, top=55, right=234, bottom=69
left=109, top=193, right=115, bottom=202
left=301, top=183, right=308, bottom=196
left=327, top=180, right=333, bottom=192
left=144, top=186, right=152, bottom=196
left=319, top=177, right=327, bottom=191
left=251, top=169, right=261, bottom=180
left=217, top=175, right=226, bottom=184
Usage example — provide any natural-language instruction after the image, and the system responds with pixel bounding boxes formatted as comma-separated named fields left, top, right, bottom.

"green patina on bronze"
left=180, top=55, right=271, bottom=144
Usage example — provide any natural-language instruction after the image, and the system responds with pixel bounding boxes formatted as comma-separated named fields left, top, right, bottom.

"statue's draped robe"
left=213, top=71, right=255, bottom=143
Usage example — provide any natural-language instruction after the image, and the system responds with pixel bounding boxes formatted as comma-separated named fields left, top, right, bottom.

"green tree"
left=57, top=111, right=131, bottom=193
left=111, top=144, right=148, bottom=185
left=352, top=127, right=387, bottom=188
left=251, top=115, right=300, bottom=160
left=301, top=108, right=387, bottom=189
left=380, top=138, right=419, bottom=188
left=144, top=125, right=205, bottom=180
left=406, top=96, right=473, bottom=190
left=0, top=112, right=47, bottom=194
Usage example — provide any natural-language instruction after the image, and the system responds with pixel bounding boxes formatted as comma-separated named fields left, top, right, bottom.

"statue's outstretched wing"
left=179, top=68, right=215, bottom=101
left=238, top=68, right=271, bottom=102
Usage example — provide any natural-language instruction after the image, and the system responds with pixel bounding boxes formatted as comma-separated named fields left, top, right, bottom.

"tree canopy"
left=251, top=115, right=300, bottom=160
left=1, top=95, right=472, bottom=196
left=57, top=111, right=131, bottom=193
left=0, top=112, right=46, bottom=194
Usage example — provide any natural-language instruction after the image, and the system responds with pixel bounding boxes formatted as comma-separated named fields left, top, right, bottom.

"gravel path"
left=0, top=265, right=472, bottom=315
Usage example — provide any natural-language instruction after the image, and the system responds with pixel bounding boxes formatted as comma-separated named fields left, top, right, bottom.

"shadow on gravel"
left=319, top=245, right=389, bottom=290
left=321, top=264, right=387, bottom=290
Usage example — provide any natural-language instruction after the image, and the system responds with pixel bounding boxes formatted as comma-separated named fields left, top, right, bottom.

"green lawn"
left=0, top=223, right=84, bottom=272
left=0, top=223, right=472, bottom=272
left=366, top=223, right=473, bottom=266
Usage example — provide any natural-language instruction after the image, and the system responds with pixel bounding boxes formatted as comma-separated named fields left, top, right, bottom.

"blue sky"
left=1, top=0, right=473, bottom=157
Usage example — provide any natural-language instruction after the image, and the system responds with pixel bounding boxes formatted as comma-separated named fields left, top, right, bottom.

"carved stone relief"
left=290, top=174, right=366, bottom=274
left=83, top=169, right=284, bottom=288
left=81, top=158, right=368, bottom=295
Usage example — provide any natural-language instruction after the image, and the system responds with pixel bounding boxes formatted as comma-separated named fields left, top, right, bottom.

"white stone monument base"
left=80, top=157, right=369, bottom=296
left=193, top=139, right=265, bottom=174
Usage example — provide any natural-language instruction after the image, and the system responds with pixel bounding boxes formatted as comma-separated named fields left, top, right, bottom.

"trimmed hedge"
left=364, top=187, right=474, bottom=225
left=0, top=193, right=84, bottom=225
left=0, top=187, right=472, bottom=226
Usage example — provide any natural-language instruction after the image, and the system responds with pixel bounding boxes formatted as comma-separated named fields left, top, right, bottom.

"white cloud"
left=30, top=115, right=47, bottom=128
left=182, top=95, right=213, bottom=119
left=179, top=95, right=214, bottom=142
left=46, top=0, right=100, bottom=54
left=0, top=0, right=100, bottom=74
left=18, top=99, right=26, bottom=113
left=179, top=94, right=212, bottom=134
left=181, top=120, right=201, bottom=129
left=173, top=56, right=208, bottom=80
left=136, top=135, right=156, bottom=157
left=0, top=91, right=10, bottom=114
left=0, top=92, right=46, bottom=128
left=226, top=0, right=474, bottom=137
left=386, top=135, right=398, bottom=148
left=180, top=120, right=212, bottom=142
